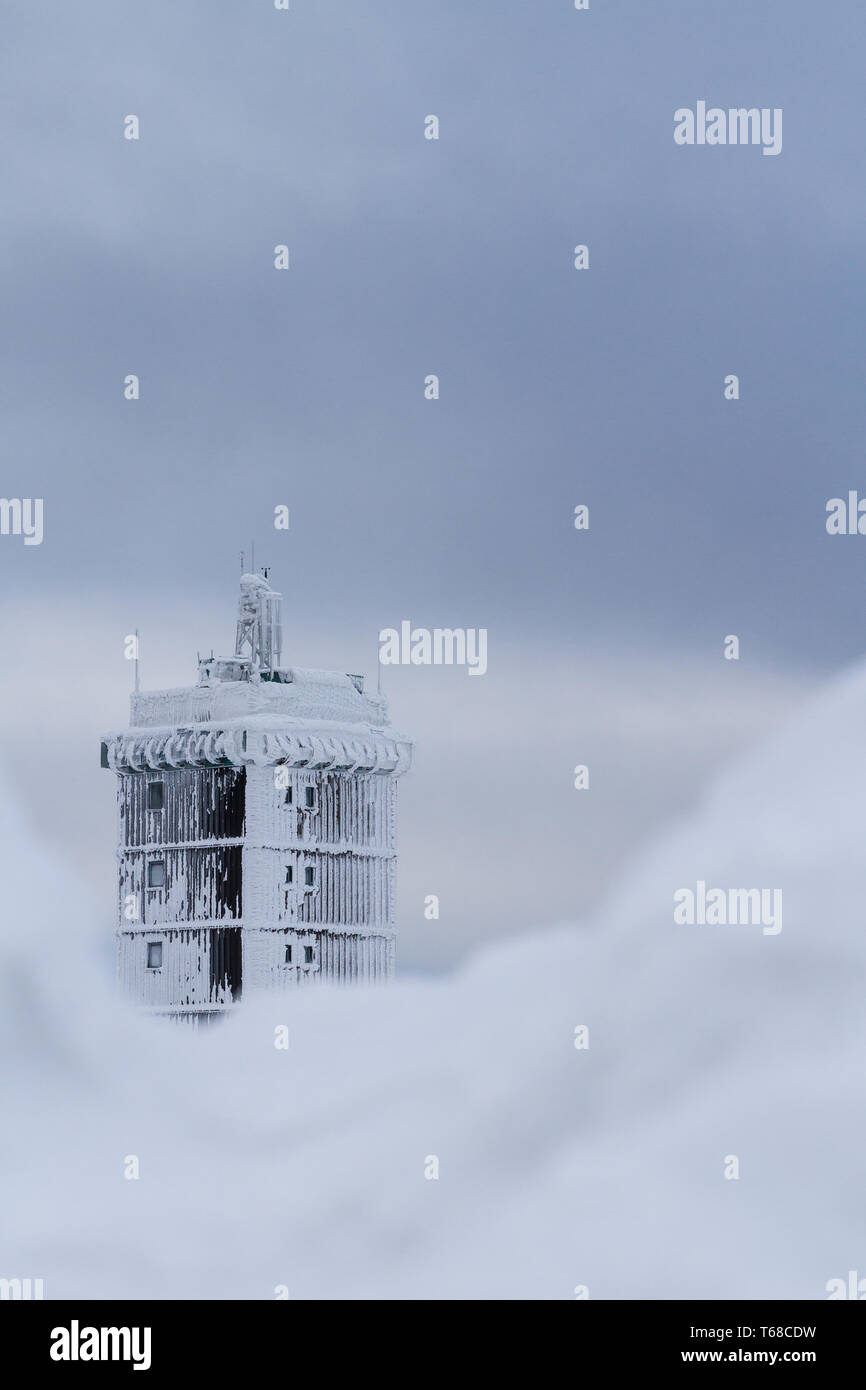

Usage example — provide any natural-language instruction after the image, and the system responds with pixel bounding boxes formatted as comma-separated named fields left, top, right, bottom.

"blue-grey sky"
left=1, top=1, right=863, bottom=967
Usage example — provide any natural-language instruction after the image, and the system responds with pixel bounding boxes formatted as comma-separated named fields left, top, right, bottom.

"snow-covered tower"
left=101, top=574, right=413, bottom=1021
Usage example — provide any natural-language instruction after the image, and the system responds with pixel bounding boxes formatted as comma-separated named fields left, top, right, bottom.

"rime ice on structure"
left=101, top=574, right=413, bottom=1021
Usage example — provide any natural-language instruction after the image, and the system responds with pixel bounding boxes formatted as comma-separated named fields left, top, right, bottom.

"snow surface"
left=2, top=662, right=865, bottom=1299
left=130, top=666, right=388, bottom=729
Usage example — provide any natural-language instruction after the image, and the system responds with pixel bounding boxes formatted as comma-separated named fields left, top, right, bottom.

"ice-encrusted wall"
left=241, top=766, right=397, bottom=992
left=111, top=745, right=404, bottom=1012
left=243, top=928, right=393, bottom=987
left=115, top=766, right=245, bottom=1013
left=117, top=927, right=223, bottom=1012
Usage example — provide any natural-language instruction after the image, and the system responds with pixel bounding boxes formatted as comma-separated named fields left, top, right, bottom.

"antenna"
left=235, top=570, right=283, bottom=672
left=240, top=550, right=245, bottom=573
left=250, top=539, right=255, bottom=575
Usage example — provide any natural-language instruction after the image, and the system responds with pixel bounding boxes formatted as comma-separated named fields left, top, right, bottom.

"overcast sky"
left=1, top=1, right=862, bottom=969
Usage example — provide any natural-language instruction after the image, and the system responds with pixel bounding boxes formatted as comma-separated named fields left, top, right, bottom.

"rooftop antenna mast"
left=235, top=568, right=283, bottom=673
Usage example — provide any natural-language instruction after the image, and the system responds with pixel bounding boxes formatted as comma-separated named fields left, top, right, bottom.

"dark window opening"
left=304, top=946, right=314, bottom=965
left=285, top=944, right=292, bottom=964
left=304, top=786, right=316, bottom=809
left=304, top=866, right=315, bottom=887
left=146, top=941, right=163, bottom=969
left=283, top=787, right=293, bottom=805
left=209, top=926, right=242, bottom=1002
left=147, top=861, right=165, bottom=888
left=147, top=781, right=164, bottom=811
left=284, top=866, right=293, bottom=884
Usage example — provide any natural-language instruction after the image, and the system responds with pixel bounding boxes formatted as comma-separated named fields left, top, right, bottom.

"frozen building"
left=101, top=573, right=413, bottom=1020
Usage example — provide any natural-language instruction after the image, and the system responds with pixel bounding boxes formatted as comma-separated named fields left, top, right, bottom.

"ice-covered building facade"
left=101, top=574, right=413, bottom=1020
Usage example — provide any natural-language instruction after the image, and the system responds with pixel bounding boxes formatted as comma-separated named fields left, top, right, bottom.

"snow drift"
left=1, top=662, right=865, bottom=1299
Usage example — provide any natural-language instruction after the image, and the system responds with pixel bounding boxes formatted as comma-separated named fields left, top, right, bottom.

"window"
left=303, top=946, right=314, bottom=965
left=284, top=944, right=293, bottom=965
left=147, top=781, right=164, bottom=811
left=147, top=861, right=165, bottom=888
left=146, top=941, right=163, bottom=969
left=304, top=786, right=316, bottom=810
left=284, top=865, right=293, bottom=884
left=304, top=866, right=315, bottom=887
left=283, top=787, right=293, bottom=805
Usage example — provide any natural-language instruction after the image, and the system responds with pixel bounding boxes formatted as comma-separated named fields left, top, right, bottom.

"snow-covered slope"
left=2, top=663, right=865, bottom=1299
